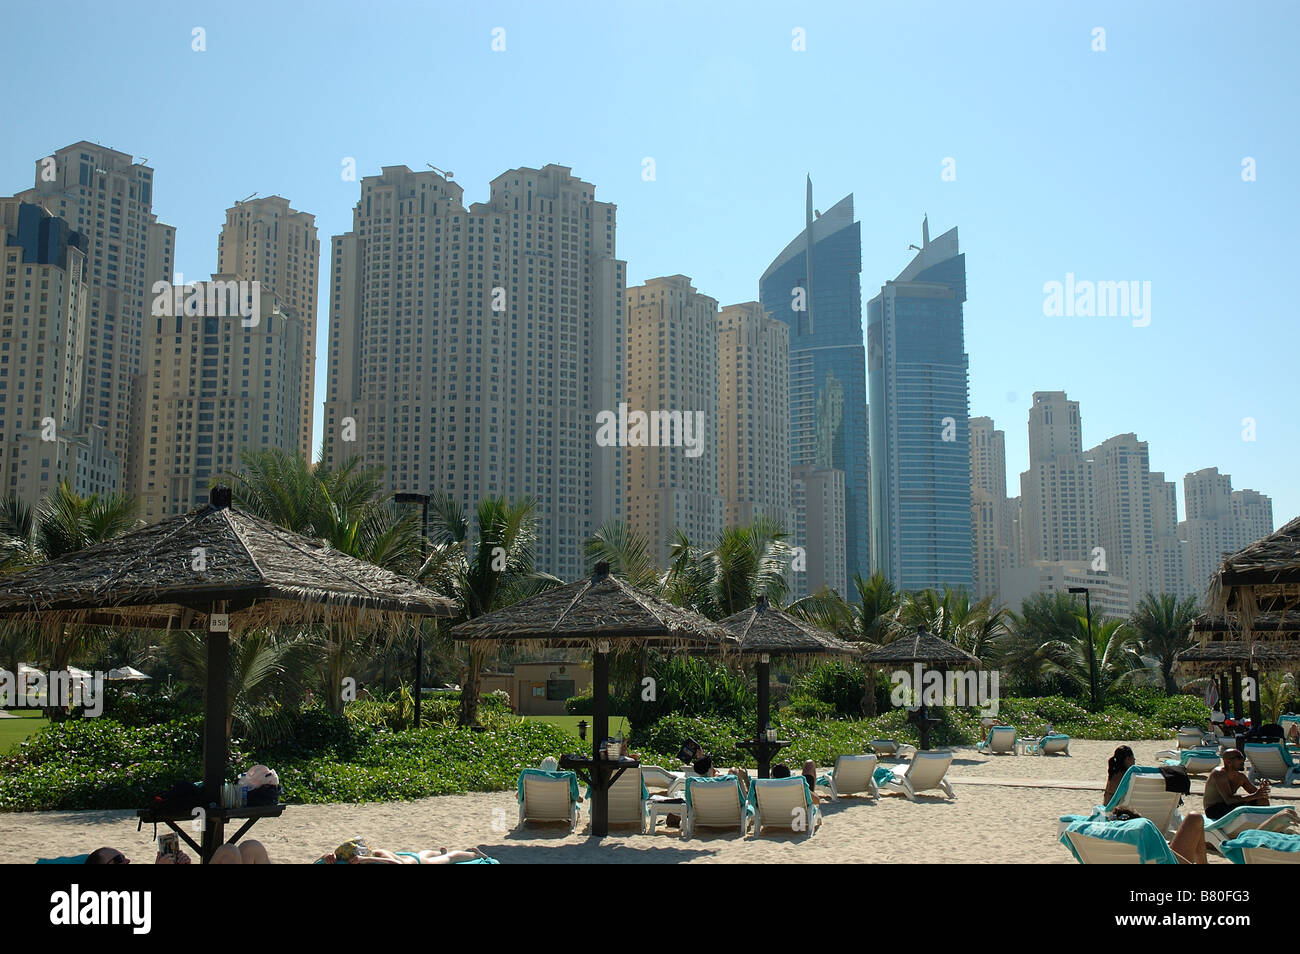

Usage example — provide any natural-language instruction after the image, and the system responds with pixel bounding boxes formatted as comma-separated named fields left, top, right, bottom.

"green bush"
left=564, top=692, right=593, bottom=715
left=791, top=661, right=871, bottom=717
left=785, top=694, right=835, bottom=719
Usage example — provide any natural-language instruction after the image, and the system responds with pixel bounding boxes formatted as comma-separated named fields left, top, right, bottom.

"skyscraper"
left=1090, top=433, right=1158, bottom=609
left=717, top=302, right=792, bottom=535
left=1180, top=467, right=1273, bottom=596
left=970, top=415, right=1011, bottom=600
left=20, top=142, right=175, bottom=493
left=625, top=275, right=722, bottom=564
left=1019, top=391, right=1096, bottom=566
left=759, top=181, right=865, bottom=591
left=0, top=199, right=107, bottom=502
left=217, top=196, right=320, bottom=461
left=133, top=278, right=304, bottom=521
left=867, top=220, right=973, bottom=592
left=323, top=164, right=625, bottom=582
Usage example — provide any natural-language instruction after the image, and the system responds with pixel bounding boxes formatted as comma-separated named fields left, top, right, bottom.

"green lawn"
left=523, top=714, right=631, bottom=743
left=0, top=711, right=49, bottom=754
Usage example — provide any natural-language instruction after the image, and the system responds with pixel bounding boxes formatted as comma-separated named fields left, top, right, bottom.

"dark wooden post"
left=591, top=645, right=610, bottom=837
left=756, top=654, right=771, bottom=778
left=1248, top=667, right=1263, bottom=726
left=1231, top=668, right=1245, bottom=725
left=202, top=600, right=229, bottom=862
left=1219, top=674, right=1231, bottom=717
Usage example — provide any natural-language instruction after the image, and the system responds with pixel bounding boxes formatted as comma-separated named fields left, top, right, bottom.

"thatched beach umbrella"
left=1188, top=611, right=1300, bottom=724
left=452, top=560, right=737, bottom=837
left=1206, top=515, right=1300, bottom=633
left=0, top=487, right=454, bottom=859
left=720, top=595, right=859, bottom=776
left=861, top=629, right=980, bottom=750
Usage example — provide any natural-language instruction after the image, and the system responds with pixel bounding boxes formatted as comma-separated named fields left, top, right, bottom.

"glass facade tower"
left=867, top=221, right=973, bottom=592
left=759, top=183, right=869, bottom=587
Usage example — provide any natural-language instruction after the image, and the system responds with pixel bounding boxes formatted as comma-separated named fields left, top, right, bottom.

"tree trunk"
left=862, top=666, right=878, bottom=717
left=458, top=648, right=485, bottom=727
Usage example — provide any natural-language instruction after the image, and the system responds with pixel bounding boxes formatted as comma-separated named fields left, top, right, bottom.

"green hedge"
left=0, top=705, right=573, bottom=812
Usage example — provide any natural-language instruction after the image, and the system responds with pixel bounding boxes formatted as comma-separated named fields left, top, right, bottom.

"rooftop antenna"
left=239, top=192, right=258, bottom=204
left=426, top=164, right=454, bottom=179
left=922, top=213, right=930, bottom=248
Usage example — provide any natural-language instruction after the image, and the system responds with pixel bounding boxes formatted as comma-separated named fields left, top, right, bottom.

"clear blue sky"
left=2, top=0, right=1295, bottom=523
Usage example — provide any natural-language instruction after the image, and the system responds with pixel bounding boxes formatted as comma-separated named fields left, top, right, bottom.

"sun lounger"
left=1028, top=733, right=1071, bottom=756
left=682, top=775, right=750, bottom=838
left=639, top=764, right=684, bottom=795
left=747, top=776, right=819, bottom=837
left=1060, top=817, right=1179, bottom=864
left=1219, top=830, right=1300, bottom=864
left=881, top=750, right=956, bottom=801
left=976, top=725, right=1017, bottom=755
left=817, top=754, right=880, bottom=800
left=584, top=768, right=651, bottom=833
left=1057, top=766, right=1183, bottom=838
left=1156, top=747, right=1220, bottom=776
left=516, top=768, right=581, bottom=832
left=870, top=739, right=917, bottom=758
left=1177, top=726, right=1211, bottom=749
left=1244, top=743, right=1300, bottom=786
left=1203, top=805, right=1299, bottom=852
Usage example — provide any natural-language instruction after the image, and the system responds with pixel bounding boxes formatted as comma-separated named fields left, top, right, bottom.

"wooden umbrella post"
left=202, top=600, right=230, bottom=862
left=755, top=655, right=771, bottom=777
left=591, top=644, right=610, bottom=837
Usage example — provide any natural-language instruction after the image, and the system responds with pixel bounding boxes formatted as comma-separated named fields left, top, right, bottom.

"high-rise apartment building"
left=133, top=277, right=304, bottom=521
left=1019, top=391, right=1097, bottom=567
left=1149, top=471, right=1190, bottom=599
left=19, top=142, right=175, bottom=493
left=625, top=275, right=722, bottom=565
left=867, top=220, right=973, bottom=592
left=970, top=416, right=1013, bottom=600
left=1089, top=433, right=1157, bottom=608
left=717, top=302, right=792, bottom=534
left=323, top=164, right=625, bottom=582
left=0, top=200, right=112, bottom=502
left=759, top=182, right=865, bottom=587
left=1180, top=467, right=1273, bottom=596
left=217, top=196, right=320, bottom=460
left=792, top=465, right=847, bottom=594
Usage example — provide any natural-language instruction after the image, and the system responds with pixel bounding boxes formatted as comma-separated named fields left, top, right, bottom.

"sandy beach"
left=4, top=739, right=1294, bottom=864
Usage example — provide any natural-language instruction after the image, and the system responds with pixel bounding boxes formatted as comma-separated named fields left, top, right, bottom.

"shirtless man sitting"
left=1204, top=748, right=1270, bottom=821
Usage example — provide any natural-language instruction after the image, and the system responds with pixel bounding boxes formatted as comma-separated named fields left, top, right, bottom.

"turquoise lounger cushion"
left=1103, top=765, right=1164, bottom=811
left=1040, top=734, right=1070, bottom=746
left=872, top=766, right=895, bottom=789
left=38, top=854, right=90, bottom=864
left=516, top=768, right=580, bottom=804
left=1219, top=830, right=1300, bottom=864
left=1060, top=817, right=1178, bottom=864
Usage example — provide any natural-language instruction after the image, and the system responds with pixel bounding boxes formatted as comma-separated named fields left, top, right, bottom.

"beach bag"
left=152, top=781, right=205, bottom=813
left=246, top=784, right=279, bottom=807
left=1159, top=765, right=1191, bottom=795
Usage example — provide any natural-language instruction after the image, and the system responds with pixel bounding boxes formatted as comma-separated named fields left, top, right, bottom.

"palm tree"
left=1004, top=592, right=1081, bottom=695
left=897, top=587, right=1007, bottom=660
left=583, top=519, right=662, bottom=589
left=225, top=449, right=425, bottom=712
left=164, top=627, right=318, bottom=746
left=1128, top=593, right=1200, bottom=694
left=1041, top=614, right=1143, bottom=706
left=661, top=516, right=794, bottom=620
left=422, top=494, right=560, bottom=726
left=0, top=485, right=138, bottom=702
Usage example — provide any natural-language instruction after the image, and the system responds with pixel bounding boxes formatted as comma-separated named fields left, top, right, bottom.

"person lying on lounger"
left=1204, top=749, right=1270, bottom=821
left=318, top=838, right=491, bottom=864
left=85, top=840, right=270, bottom=864
left=692, top=754, right=750, bottom=797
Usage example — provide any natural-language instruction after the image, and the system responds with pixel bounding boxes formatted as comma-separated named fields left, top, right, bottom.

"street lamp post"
left=1068, top=586, right=1097, bottom=711
left=395, top=492, right=430, bottom=730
